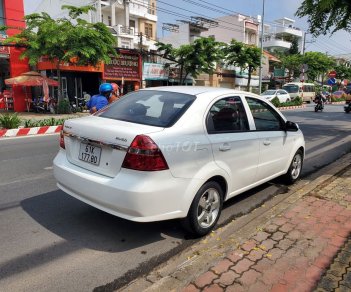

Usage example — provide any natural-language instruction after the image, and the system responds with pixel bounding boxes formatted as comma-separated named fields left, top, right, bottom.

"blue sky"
left=24, top=0, right=351, bottom=57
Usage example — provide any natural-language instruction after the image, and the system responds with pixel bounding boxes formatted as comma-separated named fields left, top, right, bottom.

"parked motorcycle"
left=314, top=94, right=325, bottom=112
left=32, top=96, right=46, bottom=113
left=70, top=96, right=86, bottom=113
left=344, top=101, right=351, bottom=113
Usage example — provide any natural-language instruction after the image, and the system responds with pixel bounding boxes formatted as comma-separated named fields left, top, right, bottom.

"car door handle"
left=219, top=143, right=231, bottom=151
left=263, top=140, right=271, bottom=146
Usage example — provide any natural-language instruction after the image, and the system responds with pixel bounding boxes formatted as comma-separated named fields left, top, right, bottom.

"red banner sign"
left=103, top=52, right=141, bottom=81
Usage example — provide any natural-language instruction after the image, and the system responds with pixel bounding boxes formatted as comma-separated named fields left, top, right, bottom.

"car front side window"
left=245, top=97, right=284, bottom=131
left=207, top=96, right=249, bottom=133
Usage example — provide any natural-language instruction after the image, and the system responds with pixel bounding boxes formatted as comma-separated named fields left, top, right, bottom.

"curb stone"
left=117, top=153, right=351, bottom=292
left=0, top=125, right=62, bottom=138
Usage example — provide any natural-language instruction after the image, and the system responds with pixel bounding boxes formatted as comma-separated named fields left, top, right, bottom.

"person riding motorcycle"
left=314, top=92, right=326, bottom=111
left=87, top=83, right=113, bottom=114
left=109, top=82, right=120, bottom=104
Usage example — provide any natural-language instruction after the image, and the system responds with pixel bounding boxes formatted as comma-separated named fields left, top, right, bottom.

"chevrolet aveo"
left=54, top=86, right=305, bottom=237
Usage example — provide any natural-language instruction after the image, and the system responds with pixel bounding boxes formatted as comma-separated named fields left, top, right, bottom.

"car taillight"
left=122, top=135, right=168, bottom=171
left=60, top=130, right=65, bottom=149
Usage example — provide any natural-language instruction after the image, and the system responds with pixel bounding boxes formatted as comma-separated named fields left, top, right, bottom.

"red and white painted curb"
left=0, top=125, right=62, bottom=138
left=279, top=105, right=306, bottom=111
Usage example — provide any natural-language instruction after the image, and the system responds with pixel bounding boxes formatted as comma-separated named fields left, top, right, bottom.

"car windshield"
left=96, top=90, right=196, bottom=127
left=261, top=90, right=276, bottom=95
left=283, top=85, right=299, bottom=93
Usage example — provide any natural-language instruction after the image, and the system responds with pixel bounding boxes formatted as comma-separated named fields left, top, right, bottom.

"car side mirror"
left=285, top=121, right=299, bottom=132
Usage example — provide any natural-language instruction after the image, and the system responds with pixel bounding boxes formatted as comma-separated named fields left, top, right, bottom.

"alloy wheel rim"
left=291, top=154, right=302, bottom=179
left=197, top=188, right=220, bottom=228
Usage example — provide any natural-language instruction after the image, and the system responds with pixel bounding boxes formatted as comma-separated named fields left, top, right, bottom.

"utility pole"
left=258, top=0, right=265, bottom=94
left=139, top=32, right=143, bottom=89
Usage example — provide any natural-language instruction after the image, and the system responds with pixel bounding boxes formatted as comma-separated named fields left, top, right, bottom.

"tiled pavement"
left=181, top=166, right=351, bottom=292
left=119, top=154, right=351, bottom=292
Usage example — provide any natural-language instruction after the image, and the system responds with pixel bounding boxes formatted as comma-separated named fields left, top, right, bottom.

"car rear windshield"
left=262, top=90, right=276, bottom=95
left=96, top=90, right=196, bottom=127
left=283, top=85, right=299, bottom=93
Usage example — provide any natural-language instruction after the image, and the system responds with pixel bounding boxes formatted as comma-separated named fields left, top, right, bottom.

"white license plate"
left=78, top=142, right=102, bottom=165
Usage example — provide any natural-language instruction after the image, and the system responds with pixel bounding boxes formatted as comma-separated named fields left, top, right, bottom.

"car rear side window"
left=207, top=96, right=249, bottom=133
left=97, top=90, right=196, bottom=127
left=245, top=97, right=284, bottom=131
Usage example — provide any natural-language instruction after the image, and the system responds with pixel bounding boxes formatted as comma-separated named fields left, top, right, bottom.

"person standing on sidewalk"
left=86, top=83, right=113, bottom=114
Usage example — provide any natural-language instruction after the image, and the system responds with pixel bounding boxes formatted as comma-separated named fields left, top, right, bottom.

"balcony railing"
left=115, top=25, right=135, bottom=37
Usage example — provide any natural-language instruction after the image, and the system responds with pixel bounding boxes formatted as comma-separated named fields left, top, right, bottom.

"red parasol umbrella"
left=5, top=71, right=59, bottom=112
left=5, top=71, right=59, bottom=87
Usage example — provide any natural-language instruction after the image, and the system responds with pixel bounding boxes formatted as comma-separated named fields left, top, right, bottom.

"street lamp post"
left=258, top=0, right=265, bottom=94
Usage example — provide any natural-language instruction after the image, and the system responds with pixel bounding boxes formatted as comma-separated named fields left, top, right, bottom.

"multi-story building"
left=0, top=0, right=30, bottom=112
left=262, top=17, right=305, bottom=54
left=32, top=0, right=158, bottom=98
left=158, top=14, right=262, bottom=90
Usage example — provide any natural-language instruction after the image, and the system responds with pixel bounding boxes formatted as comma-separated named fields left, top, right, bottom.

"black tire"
left=282, top=150, right=303, bottom=185
left=346, top=108, right=350, bottom=113
left=181, top=181, right=223, bottom=237
left=314, top=107, right=318, bottom=112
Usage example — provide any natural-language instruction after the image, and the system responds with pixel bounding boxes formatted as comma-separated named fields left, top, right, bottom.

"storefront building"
left=142, top=62, right=169, bottom=87
left=37, top=49, right=142, bottom=101
left=0, top=0, right=30, bottom=112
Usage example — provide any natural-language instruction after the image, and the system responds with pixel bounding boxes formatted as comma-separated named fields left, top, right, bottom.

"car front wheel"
left=282, top=150, right=303, bottom=184
left=182, top=181, right=223, bottom=237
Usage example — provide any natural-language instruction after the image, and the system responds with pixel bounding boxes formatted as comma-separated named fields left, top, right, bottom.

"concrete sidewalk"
left=120, top=153, right=351, bottom=292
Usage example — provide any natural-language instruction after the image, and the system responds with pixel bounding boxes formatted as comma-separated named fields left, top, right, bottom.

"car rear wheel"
left=282, top=150, right=303, bottom=184
left=181, top=181, right=223, bottom=237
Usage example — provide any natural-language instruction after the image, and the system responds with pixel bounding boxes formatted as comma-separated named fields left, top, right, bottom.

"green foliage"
left=331, top=96, right=345, bottom=102
left=334, top=64, right=351, bottom=81
left=271, top=96, right=303, bottom=108
left=57, top=99, right=71, bottom=114
left=223, top=40, right=261, bottom=91
left=296, top=0, right=351, bottom=36
left=280, top=54, right=303, bottom=80
left=287, top=37, right=300, bottom=55
left=0, top=113, right=22, bottom=129
left=156, top=37, right=224, bottom=85
left=24, top=118, right=66, bottom=128
left=271, top=97, right=281, bottom=107
left=3, top=5, right=117, bottom=102
left=302, top=52, right=335, bottom=82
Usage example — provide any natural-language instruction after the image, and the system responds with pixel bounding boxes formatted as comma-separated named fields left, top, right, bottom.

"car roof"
left=141, top=86, right=257, bottom=97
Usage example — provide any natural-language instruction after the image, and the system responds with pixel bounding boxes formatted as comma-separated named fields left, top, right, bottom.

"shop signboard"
left=143, top=63, right=168, bottom=80
left=103, top=51, right=141, bottom=81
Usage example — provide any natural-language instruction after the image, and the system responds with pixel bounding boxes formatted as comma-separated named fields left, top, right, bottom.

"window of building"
left=145, top=23, right=153, bottom=38
left=129, top=20, right=135, bottom=28
left=108, top=16, right=112, bottom=26
left=0, top=0, right=4, bottom=26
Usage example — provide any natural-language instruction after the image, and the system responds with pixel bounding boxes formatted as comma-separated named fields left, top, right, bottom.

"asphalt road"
left=0, top=104, right=350, bottom=292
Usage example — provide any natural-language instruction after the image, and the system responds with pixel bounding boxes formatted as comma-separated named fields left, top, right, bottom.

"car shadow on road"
left=21, top=190, right=185, bottom=253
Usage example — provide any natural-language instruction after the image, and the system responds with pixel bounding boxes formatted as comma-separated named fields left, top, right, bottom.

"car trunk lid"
left=62, top=116, right=164, bottom=177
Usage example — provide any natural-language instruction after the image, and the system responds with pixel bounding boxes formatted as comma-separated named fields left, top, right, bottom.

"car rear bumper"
left=53, top=150, right=194, bottom=222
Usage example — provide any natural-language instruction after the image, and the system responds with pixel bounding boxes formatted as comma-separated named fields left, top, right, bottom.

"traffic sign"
left=300, top=64, right=309, bottom=72
left=328, top=71, right=337, bottom=78
left=327, top=78, right=336, bottom=85
left=299, top=73, right=308, bottom=81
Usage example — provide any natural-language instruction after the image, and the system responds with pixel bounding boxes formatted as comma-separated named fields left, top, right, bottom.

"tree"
left=2, top=5, right=117, bottom=106
left=334, top=64, right=351, bottom=81
left=224, top=40, right=261, bottom=91
left=280, top=54, right=303, bottom=81
left=156, top=37, right=224, bottom=85
left=302, top=52, right=335, bottom=83
left=288, top=37, right=300, bottom=55
left=296, top=0, right=351, bottom=36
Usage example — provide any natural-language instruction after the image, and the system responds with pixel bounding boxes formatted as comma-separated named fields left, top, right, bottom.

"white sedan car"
left=261, top=89, right=291, bottom=103
left=54, top=86, right=305, bottom=237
